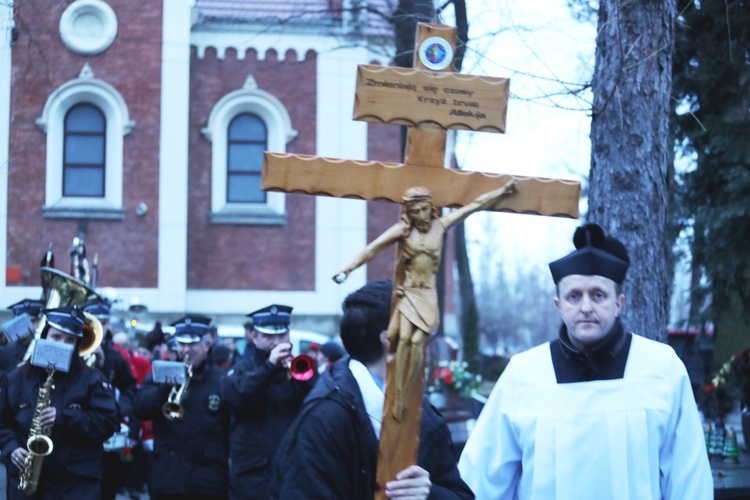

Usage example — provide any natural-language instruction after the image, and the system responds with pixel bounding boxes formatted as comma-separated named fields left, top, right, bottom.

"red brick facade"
left=7, top=0, right=162, bottom=288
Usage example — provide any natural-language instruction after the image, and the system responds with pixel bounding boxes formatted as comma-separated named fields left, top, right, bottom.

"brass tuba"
left=24, top=267, right=104, bottom=362
left=162, top=356, right=193, bottom=420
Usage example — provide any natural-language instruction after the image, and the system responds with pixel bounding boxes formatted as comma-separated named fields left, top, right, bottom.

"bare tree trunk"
left=588, top=0, right=675, bottom=341
left=455, top=222, right=480, bottom=371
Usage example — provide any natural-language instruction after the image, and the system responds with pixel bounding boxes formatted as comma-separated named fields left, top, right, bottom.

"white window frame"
left=202, top=76, right=297, bottom=225
left=37, top=64, right=133, bottom=219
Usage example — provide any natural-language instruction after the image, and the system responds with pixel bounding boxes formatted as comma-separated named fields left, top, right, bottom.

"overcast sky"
left=445, top=0, right=597, bottom=285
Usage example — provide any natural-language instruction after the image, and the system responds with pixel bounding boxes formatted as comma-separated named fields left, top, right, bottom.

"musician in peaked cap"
left=221, top=304, right=318, bottom=499
left=459, top=223, right=713, bottom=499
left=0, top=299, right=45, bottom=383
left=82, top=299, right=140, bottom=500
left=0, top=305, right=119, bottom=499
left=134, top=315, right=230, bottom=499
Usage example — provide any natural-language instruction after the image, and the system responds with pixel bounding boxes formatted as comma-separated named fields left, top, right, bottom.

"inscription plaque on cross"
left=262, top=22, right=581, bottom=498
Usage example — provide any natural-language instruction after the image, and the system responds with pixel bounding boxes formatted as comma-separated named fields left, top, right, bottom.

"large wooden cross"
left=262, top=23, right=580, bottom=497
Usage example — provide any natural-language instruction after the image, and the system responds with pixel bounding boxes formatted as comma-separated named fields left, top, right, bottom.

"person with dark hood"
left=271, top=281, right=473, bottom=499
left=0, top=305, right=119, bottom=499
left=459, top=223, right=712, bottom=499
left=316, top=340, right=346, bottom=374
left=221, top=304, right=317, bottom=499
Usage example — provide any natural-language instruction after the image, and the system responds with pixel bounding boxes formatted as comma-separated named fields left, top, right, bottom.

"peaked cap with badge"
left=549, top=223, right=630, bottom=285
left=82, top=298, right=112, bottom=320
left=44, top=306, right=87, bottom=337
left=171, top=315, right=212, bottom=344
left=7, top=298, right=45, bottom=319
left=248, top=304, right=292, bottom=335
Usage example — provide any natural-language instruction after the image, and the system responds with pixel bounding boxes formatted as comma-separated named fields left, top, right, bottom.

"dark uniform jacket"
left=98, top=340, right=137, bottom=419
left=0, top=360, right=120, bottom=499
left=0, top=342, right=29, bottom=385
left=221, top=348, right=317, bottom=499
left=133, top=360, right=229, bottom=497
left=271, top=357, right=474, bottom=499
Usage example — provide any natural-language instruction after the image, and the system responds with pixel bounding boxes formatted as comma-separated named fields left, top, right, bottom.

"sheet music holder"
left=1, top=314, right=35, bottom=342
left=152, top=360, right=186, bottom=385
left=30, top=339, right=74, bottom=373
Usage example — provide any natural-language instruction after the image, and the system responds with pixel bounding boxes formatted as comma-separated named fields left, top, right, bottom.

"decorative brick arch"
left=36, top=63, right=133, bottom=219
left=201, top=75, right=298, bottom=224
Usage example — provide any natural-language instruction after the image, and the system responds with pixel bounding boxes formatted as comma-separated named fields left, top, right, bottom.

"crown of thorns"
left=402, top=187, right=432, bottom=203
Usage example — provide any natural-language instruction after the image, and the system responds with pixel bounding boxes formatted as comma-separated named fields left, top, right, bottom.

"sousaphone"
left=24, top=267, right=104, bottom=361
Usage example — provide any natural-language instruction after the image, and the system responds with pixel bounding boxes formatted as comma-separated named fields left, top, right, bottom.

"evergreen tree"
left=671, top=0, right=750, bottom=366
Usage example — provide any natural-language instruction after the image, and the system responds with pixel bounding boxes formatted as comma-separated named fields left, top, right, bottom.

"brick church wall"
left=187, top=48, right=317, bottom=290
left=7, top=0, right=162, bottom=288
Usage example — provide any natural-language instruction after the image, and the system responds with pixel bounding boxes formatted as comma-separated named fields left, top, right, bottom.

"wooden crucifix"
left=262, top=23, right=581, bottom=498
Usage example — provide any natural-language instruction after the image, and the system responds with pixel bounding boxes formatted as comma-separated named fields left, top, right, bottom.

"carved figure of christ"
left=333, top=180, right=517, bottom=421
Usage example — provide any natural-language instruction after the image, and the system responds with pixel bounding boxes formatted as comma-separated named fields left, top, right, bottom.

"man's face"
left=177, top=340, right=208, bottom=367
left=252, top=330, right=289, bottom=353
left=135, top=346, right=153, bottom=361
left=47, top=327, right=79, bottom=346
left=406, top=201, right=433, bottom=233
left=554, top=274, right=625, bottom=351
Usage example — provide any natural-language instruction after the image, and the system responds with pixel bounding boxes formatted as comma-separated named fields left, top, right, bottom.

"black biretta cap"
left=549, top=223, right=630, bottom=285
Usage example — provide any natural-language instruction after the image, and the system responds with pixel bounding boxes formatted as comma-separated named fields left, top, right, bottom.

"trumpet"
left=285, top=354, right=316, bottom=381
left=162, top=356, right=192, bottom=420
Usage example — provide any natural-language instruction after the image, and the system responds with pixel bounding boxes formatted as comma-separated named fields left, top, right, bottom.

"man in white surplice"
left=459, top=223, right=712, bottom=499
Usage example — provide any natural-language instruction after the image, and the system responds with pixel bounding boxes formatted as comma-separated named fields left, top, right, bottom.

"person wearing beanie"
left=459, top=223, right=712, bottom=499
left=316, top=340, right=346, bottom=374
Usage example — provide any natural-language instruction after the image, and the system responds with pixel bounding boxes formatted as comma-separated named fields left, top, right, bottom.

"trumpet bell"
left=289, top=354, right=316, bottom=381
left=162, top=401, right=185, bottom=420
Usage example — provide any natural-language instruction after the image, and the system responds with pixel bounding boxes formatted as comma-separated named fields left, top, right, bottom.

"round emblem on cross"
left=418, top=37, right=454, bottom=71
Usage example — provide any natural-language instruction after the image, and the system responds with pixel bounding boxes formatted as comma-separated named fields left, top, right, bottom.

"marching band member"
left=221, top=304, right=317, bottom=499
left=0, top=299, right=44, bottom=384
left=0, top=306, right=119, bottom=499
left=82, top=299, right=140, bottom=500
left=134, top=315, right=230, bottom=500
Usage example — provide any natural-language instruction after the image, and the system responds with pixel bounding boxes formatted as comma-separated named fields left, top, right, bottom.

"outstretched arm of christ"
left=441, top=178, right=518, bottom=229
left=332, top=223, right=404, bottom=284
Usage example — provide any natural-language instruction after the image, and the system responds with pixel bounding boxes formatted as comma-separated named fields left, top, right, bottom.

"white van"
left=217, top=325, right=330, bottom=358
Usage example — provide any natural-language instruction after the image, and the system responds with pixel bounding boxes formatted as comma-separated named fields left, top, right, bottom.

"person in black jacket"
left=271, top=280, right=473, bottom=499
left=0, top=299, right=44, bottom=384
left=133, top=315, right=230, bottom=500
left=221, top=304, right=318, bottom=499
left=82, top=299, right=140, bottom=500
left=0, top=305, right=120, bottom=499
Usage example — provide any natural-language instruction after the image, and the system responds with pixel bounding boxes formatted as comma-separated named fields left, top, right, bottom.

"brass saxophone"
left=18, top=366, right=56, bottom=496
left=162, top=356, right=192, bottom=420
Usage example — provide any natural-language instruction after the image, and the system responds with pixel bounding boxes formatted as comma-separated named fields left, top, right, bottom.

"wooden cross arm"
left=262, top=152, right=581, bottom=218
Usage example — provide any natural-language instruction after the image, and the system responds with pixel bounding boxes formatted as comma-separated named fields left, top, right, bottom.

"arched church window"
left=202, top=76, right=297, bottom=225
left=63, top=103, right=106, bottom=197
left=227, top=113, right=267, bottom=204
